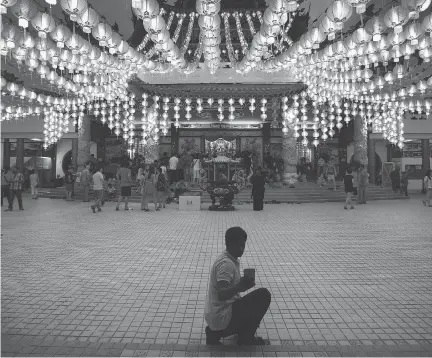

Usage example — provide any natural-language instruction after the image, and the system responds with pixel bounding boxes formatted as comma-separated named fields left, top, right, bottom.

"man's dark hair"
left=347, top=168, right=353, bottom=174
left=225, top=227, right=247, bottom=247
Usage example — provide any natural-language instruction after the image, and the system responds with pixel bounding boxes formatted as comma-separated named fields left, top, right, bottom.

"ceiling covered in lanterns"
left=1, top=0, right=431, bottom=149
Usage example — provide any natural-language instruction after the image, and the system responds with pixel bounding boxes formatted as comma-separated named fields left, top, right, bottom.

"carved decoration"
left=282, top=125, right=297, bottom=175
left=354, top=116, right=368, bottom=165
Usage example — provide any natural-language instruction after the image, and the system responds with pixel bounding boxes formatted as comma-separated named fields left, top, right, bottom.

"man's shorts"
left=328, top=174, right=335, bottom=181
left=120, top=186, right=131, bottom=197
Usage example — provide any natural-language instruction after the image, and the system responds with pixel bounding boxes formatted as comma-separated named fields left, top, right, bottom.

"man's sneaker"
left=350, top=206, right=355, bottom=209
left=238, top=336, right=270, bottom=346
left=115, top=207, right=119, bottom=211
left=423, top=200, right=427, bottom=206
left=19, top=208, right=24, bottom=211
left=91, top=206, right=96, bottom=213
left=97, top=208, right=101, bottom=212
left=344, top=206, right=348, bottom=210
left=205, top=326, right=222, bottom=345
left=4, top=208, right=12, bottom=211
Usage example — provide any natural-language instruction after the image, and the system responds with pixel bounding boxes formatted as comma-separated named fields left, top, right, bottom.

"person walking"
left=29, top=169, right=40, bottom=199
left=250, top=167, right=266, bottom=211
left=116, top=159, right=132, bottom=211
left=344, top=167, right=355, bottom=210
left=5, top=166, right=24, bottom=211
left=357, top=165, right=368, bottom=204
left=204, top=227, right=271, bottom=346
left=91, top=166, right=104, bottom=213
left=2, top=166, right=12, bottom=207
left=141, top=167, right=158, bottom=211
left=64, top=166, right=76, bottom=201
left=81, top=164, right=91, bottom=202
left=390, top=167, right=401, bottom=193
left=422, top=169, right=432, bottom=207
left=155, top=167, right=167, bottom=209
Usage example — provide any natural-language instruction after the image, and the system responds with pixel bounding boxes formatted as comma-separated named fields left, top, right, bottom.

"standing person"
left=168, top=153, right=178, bottom=184
left=2, top=167, right=12, bottom=207
left=81, top=164, right=91, bottom=202
left=326, top=161, right=337, bottom=190
left=91, top=166, right=104, bottom=213
left=5, top=166, right=24, bottom=211
left=155, top=167, right=167, bottom=209
left=64, top=166, right=76, bottom=201
left=177, top=153, right=186, bottom=182
left=183, top=151, right=193, bottom=183
left=160, top=152, right=170, bottom=167
left=343, top=167, right=355, bottom=210
left=250, top=167, right=266, bottom=211
left=204, top=227, right=271, bottom=346
left=357, top=165, right=368, bottom=204
left=141, top=167, right=158, bottom=211
left=422, top=169, right=432, bottom=207
left=192, top=154, right=202, bottom=186
left=116, top=159, right=132, bottom=211
left=390, top=167, right=401, bottom=193
left=400, top=171, right=409, bottom=197
left=243, top=151, right=252, bottom=177
left=29, top=169, right=40, bottom=200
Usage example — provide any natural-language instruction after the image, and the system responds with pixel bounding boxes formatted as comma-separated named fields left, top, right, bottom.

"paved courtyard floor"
left=1, top=197, right=432, bottom=357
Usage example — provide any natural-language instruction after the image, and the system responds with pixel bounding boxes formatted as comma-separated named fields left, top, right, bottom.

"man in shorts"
left=116, top=159, right=132, bottom=211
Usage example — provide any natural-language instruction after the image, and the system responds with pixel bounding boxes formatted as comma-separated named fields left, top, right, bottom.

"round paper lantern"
left=65, top=33, right=83, bottom=54
left=106, top=32, right=121, bottom=54
left=76, top=7, right=99, bottom=33
left=92, top=22, right=113, bottom=47
left=50, top=24, right=72, bottom=48
left=60, top=0, right=87, bottom=21
left=319, top=15, right=338, bottom=40
left=17, top=31, right=35, bottom=49
left=345, top=0, right=368, bottom=14
left=132, top=0, right=159, bottom=21
left=10, top=0, right=37, bottom=28
left=384, top=5, right=409, bottom=34
left=326, top=0, right=353, bottom=25
left=401, top=0, right=431, bottom=19
left=31, top=11, right=56, bottom=38
left=0, top=0, right=17, bottom=15
left=423, top=13, right=432, bottom=36
left=2, top=22, right=18, bottom=49
left=404, top=22, right=424, bottom=45
left=352, top=27, right=372, bottom=44
left=196, top=1, right=220, bottom=16
left=364, top=14, right=387, bottom=41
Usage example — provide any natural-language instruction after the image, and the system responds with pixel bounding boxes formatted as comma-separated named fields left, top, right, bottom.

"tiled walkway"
left=2, top=196, right=432, bottom=357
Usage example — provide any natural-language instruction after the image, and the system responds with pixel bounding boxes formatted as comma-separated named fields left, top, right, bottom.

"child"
left=344, top=167, right=355, bottom=210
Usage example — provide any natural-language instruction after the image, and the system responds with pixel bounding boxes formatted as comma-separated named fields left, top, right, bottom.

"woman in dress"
left=155, top=167, right=166, bottom=209
left=251, top=167, right=266, bottom=211
left=141, top=167, right=158, bottom=211
left=64, top=166, right=76, bottom=201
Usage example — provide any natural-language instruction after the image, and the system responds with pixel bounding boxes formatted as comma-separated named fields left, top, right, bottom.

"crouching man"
left=204, top=227, right=271, bottom=346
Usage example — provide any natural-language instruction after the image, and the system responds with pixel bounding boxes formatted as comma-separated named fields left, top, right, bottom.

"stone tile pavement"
left=1, top=197, right=432, bottom=357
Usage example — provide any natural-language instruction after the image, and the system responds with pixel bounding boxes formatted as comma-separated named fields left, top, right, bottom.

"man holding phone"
left=204, top=227, right=271, bottom=346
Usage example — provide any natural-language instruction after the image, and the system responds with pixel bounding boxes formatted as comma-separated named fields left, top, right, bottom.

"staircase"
left=37, top=182, right=408, bottom=204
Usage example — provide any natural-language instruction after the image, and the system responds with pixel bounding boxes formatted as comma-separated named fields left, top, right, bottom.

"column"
left=16, top=138, right=25, bottom=170
left=49, top=143, right=57, bottom=181
left=3, top=139, right=10, bottom=168
left=282, top=125, right=298, bottom=187
left=353, top=115, right=368, bottom=165
left=77, top=115, right=92, bottom=172
left=421, top=139, right=430, bottom=172
left=367, top=136, right=376, bottom=184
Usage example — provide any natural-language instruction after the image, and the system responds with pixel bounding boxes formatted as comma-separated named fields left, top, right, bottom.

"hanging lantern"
left=364, top=14, right=387, bottom=41
left=92, top=22, right=113, bottom=47
left=1, top=0, right=17, bottom=14
left=11, top=0, right=37, bottom=28
left=326, top=0, right=353, bottom=25
left=345, top=0, right=369, bottom=14
left=404, top=22, right=425, bottom=45
left=383, top=5, right=409, bottom=34
left=31, top=11, right=56, bottom=38
left=423, top=13, right=432, bottom=36
left=352, top=27, right=372, bottom=45
left=401, top=0, right=431, bottom=19
left=60, top=0, right=88, bottom=22
left=76, top=7, right=99, bottom=33
left=50, top=24, right=72, bottom=48
left=132, top=0, right=160, bottom=21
